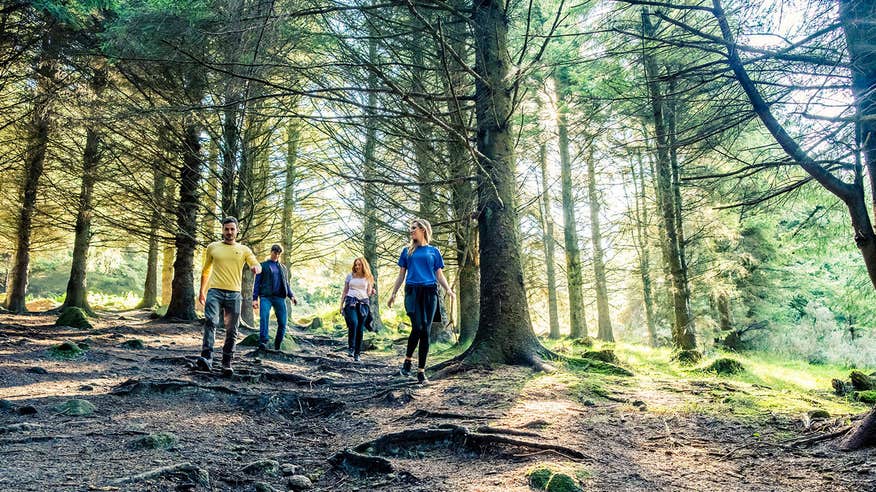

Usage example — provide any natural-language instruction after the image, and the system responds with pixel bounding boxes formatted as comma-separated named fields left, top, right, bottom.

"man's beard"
left=223, top=234, right=234, bottom=241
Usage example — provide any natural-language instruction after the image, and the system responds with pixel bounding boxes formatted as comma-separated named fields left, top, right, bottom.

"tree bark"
left=586, top=144, right=613, bottom=341
left=538, top=139, right=561, bottom=339
left=282, top=116, right=300, bottom=319
left=137, top=168, right=165, bottom=309
left=553, top=68, right=588, bottom=339
left=62, top=64, right=107, bottom=313
left=4, top=28, right=57, bottom=313
left=164, top=116, right=202, bottom=321
left=629, top=155, right=658, bottom=347
left=363, top=28, right=384, bottom=331
left=642, top=10, right=697, bottom=355
left=459, top=0, right=549, bottom=367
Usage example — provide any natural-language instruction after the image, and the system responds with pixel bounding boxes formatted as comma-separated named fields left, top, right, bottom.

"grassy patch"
left=48, top=341, right=86, bottom=360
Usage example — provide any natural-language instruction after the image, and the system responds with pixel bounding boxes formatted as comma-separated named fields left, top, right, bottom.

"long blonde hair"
left=408, top=218, right=432, bottom=257
left=351, top=256, right=374, bottom=284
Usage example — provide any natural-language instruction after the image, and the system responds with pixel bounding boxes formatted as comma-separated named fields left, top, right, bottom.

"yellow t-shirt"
left=202, top=241, right=259, bottom=292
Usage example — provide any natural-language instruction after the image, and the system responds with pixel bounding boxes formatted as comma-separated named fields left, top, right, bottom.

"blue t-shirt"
left=398, top=245, right=445, bottom=286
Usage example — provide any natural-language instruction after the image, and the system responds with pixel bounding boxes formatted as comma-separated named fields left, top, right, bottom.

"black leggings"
left=404, top=284, right=438, bottom=369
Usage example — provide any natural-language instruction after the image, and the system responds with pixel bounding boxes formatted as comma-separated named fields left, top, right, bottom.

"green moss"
left=582, top=349, right=619, bottom=364
left=55, top=307, right=92, bottom=330
left=48, top=341, right=85, bottom=359
left=240, top=334, right=260, bottom=346
left=854, top=390, right=876, bottom=404
left=546, top=473, right=583, bottom=492
left=527, top=467, right=553, bottom=489
left=850, top=370, right=874, bottom=390
left=133, top=432, right=178, bottom=449
left=54, top=399, right=96, bottom=416
left=674, top=349, right=702, bottom=366
left=702, top=358, right=745, bottom=375
left=121, top=339, right=145, bottom=350
left=567, top=357, right=633, bottom=377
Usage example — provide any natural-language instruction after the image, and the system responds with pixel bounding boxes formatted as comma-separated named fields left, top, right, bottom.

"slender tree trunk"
left=441, top=7, right=479, bottom=346
left=201, top=140, right=219, bottom=243
left=459, top=0, right=548, bottom=367
left=161, top=178, right=177, bottom=307
left=642, top=10, right=697, bottom=357
left=363, top=29, right=384, bottom=331
left=282, top=116, right=300, bottom=318
left=137, top=169, right=165, bottom=308
left=538, top=139, right=561, bottom=339
left=164, top=116, right=202, bottom=321
left=586, top=144, right=613, bottom=341
left=4, top=30, right=57, bottom=313
left=631, top=157, right=657, bottom=347
left=553, top=69, right=588, bottom=339
left=62, top=65, right=107, bottom=313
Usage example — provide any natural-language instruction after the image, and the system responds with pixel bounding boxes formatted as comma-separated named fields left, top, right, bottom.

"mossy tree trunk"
left=586, top=144, right=613, bottom=341
left=538, top=136, right=561, bottom=339
left=137, top=168, right=165, bottom=309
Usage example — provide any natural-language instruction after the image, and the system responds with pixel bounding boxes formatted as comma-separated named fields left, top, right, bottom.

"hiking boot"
left=274, top=343, right=282, bottom=351
left=221, top=353, right=234, bottom=377
left=195, top=356, right=212, bottom=372
left=258, top=342, right=268, bottom=351
left=400, top=359, right=412, bottom=377
left=417, top=371, right=428, bottom=384
left=348, top=348, right=354, bottom=358
left=354, top=354, right=360, bottom=362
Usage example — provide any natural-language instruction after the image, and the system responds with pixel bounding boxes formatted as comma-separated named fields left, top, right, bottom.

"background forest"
left=2, top=0, right=876, bottom=368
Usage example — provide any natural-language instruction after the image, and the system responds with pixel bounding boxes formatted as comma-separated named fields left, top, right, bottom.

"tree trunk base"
left=841, top=406, right=876, bottom=450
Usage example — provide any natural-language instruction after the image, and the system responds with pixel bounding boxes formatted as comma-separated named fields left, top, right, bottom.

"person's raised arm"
left=387, top=268, right=406, bottom=308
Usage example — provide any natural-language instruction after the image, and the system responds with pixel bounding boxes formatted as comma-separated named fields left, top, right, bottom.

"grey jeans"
left=201, top=288, right=242, bottom=359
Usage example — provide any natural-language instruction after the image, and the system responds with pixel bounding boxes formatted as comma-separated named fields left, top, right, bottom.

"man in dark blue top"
left=252, top=244, right=297, bottom=350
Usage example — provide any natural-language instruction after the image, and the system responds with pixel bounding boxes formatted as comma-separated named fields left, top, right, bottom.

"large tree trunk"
left=642, top=10, right=697, bottom=357
left=553, top=69, right=588, bottom=339
left=459, top=0, right=548, bottom=367
left=4, top=29, right=57, bottom=313
left=164, top=118, right=202, bottom=321
left=586, top=144, right=613, bottom=341
left=282, top=116, right=300, bottom=319
left=362, top=30, right=384, bottom=331
left=137, top=168, right=165, bottom=309
left=62, top=65, right=106, bottom=313
left=538, top=139, right=561, bottom=339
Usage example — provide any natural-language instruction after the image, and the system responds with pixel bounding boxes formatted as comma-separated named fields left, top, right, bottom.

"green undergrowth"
left=539, top=337, right=868, bottom=422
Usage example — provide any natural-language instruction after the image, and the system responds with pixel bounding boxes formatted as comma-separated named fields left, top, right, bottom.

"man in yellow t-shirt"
left=196, top=217, right=261, bottom=376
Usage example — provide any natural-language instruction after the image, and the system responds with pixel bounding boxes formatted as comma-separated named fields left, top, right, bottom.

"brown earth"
left=0, top=311, right=874, bottom=491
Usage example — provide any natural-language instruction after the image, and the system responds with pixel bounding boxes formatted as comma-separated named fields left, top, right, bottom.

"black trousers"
left=404, top=284, right=438, bottom=369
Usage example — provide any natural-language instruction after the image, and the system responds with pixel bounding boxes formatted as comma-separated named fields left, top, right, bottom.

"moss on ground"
left=701, top=358, right=745, bottom=375
left=526, top=465, right=585, bottom=492
left=132, top=432, right=178, bottom=449
left=55, top=307, right=92, bottom=329
left=48, top=341, right=85, bottom=359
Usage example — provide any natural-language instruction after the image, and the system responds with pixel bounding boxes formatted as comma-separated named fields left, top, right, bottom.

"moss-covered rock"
left=240, top=334, right=261, bottom=347
left=241, top=459, right=280, bottom=476
left=121, top=339, right=145, bottom=350
left=55, top=307, right=92, bottom=330
left=527, top=466, right=584, bottom=492
left=807, top=409, right=831, bottom=420
left=854, top=390, right=876, bottom=404
left=582, top=349, right=619, bottom=365
left=702, top=358, right=745, bottom=375
left=568, top=357, right=633, bottom=377
left=54, top=399, right=96, bottom=416
left=570, top=337, right=594, bottom=347
left=48, top=341, right=85, bottom=359
left=308, top=318, right=323, bottom=330
left=132, top=432, right=178, bottom=450
left=850, top=370, right=874, bottom=391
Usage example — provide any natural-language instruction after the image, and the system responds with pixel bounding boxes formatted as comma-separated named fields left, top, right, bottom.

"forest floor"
left=1, top=310, right=875, bottom=491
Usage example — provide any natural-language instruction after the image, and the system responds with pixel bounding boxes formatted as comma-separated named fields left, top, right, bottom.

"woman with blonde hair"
left=340, top=256, right=375, bottom=361
left=388, top=218, right=455, bottom=383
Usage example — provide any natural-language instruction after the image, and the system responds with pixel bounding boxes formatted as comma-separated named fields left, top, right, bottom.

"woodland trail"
left=0, top=311, right=873, bottom=491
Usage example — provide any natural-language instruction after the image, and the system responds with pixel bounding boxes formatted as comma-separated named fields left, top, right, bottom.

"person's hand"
left=250, top=265, right=259, bottom=274
left=291, top=296, right=298, bottom=306
left=387, top=293, right=396, bottom=308
left=447, top=290, right=456, bottom=302
left=198, top=293, right=206, bottom=306
left=252, top=300, right=258, bottom=310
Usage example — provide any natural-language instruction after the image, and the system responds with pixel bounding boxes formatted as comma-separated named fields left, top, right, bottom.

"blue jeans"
left=259, top=296, right=288, bottom=349
left=202, top=288, right=242, bottom=359
left=343, top=302, right=369, bottom=356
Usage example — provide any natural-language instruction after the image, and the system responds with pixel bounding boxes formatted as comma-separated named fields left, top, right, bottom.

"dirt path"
left=0, top=312, right=872, bottom=491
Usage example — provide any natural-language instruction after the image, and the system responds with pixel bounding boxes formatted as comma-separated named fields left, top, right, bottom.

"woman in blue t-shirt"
left=388, top=218, right=455, bottom=384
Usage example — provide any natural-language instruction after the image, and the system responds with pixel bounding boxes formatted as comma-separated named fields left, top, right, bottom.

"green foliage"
left=853, top=391, right=876, bottom=404
left=701, top=358, right=746, bottom=376
left=56, top=307, right=92, bottom=329
left=526, top=465, right=584, bottom=492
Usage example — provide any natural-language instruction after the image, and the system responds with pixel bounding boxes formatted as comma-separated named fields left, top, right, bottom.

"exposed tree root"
left=0, top=423, right=42, bottom=434
left=330, top=423, right=588, bottom=474
left=428, top=344, right=632, bottom=378
left=475, top=426, right=544, bottom=438
left=405, top=409, right=496, bottom=421
left=840, top=406, right=876, bottom=450
left=235, top=392, right=346, bottom=417
left=784, top=427, right=852, bottom=448
left=111, top=378, right=239, bottom=396
left=108, top=462, right=210, bottom=487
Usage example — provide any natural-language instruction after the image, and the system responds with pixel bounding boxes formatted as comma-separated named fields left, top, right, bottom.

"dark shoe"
left=348, top=348, right=354, bottom=358
left=274, top=343, right=282, bottom=351
left=195, top=357, right=212, bottom=372
left=400, top=359, right=412, bottom=377
left=221, top=354, right=234, bottom=377
left=417, top=371, right=428, bottom=384
left=258, top=342, right=268, bottom=351
left=354, top=354, right=360, bottom=362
